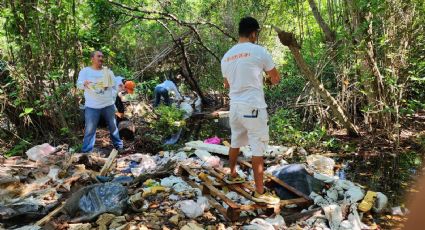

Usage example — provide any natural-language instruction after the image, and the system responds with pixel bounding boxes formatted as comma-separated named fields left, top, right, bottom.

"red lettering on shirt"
left=225, top=53, right=251, bottom=62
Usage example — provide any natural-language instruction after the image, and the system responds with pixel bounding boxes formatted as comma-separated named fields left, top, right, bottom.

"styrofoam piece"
left=186, top=141, right=229, bottom=155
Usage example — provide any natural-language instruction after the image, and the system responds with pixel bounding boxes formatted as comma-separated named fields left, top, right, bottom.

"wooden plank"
left=206, top=168, right=258, bottom=201
left=179, top=166, right=231, bottom=221
left=213, top=167, right=256, bottom=192
left=180, top=165, right=309, bottom=221
left=199, top=177, right=240, bottom=209
left=181, top=175, right=230, bottom=221
left=180, top=165, right=239, bottom=211
left=181, top=166, right=239, bottom=209
left=226, top=207, right=241, bottom=221
left=35, top=202, right=65, bottom=226
left=238, top=159, right=311, bottom=201
left=99, top=149, right=118, bottom=176
left=208, top=167, right=287, bottom=213
left=210, top=167, right=309, bottom=208
left=266, top=174, right=311, bottom=201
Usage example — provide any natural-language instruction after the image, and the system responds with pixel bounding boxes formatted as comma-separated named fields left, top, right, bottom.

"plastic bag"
left=194, top=150, right=221, bottom=168
left=180, top=100, right=194, bottom=119
left=131, top=155, right=157, bottom=177
left=26, top=143, right=56, bottom=162
left=373, top=192, right=388, bottom=213
left=204, top=136, right=221, bottom=145
left=243, top=215, right=286, bottom=230
left=272, top=164, right=324, bottom=199
left=64, top=183, right=128, bottom=222
left=175, top=197, right=210, bottom=218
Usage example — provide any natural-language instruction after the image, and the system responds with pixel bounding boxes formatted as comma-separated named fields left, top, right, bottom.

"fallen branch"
left=273, top=26, right=360, bottom=137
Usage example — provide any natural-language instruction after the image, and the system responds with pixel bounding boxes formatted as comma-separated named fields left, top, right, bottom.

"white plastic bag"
left=26, top=143, right=56, bottom=162
left=323, top=204, right=343, bottom=229
left=345, top=186, right=365, bottom=203
left=243, top=215, right=285, bottom=230
left=373, top=192, right=388, bottom=213
left=130, top=154, right=157, bottom=177
left=194, top=150, right=221, bottom=168
left=175, top=197, right=210, bottom=218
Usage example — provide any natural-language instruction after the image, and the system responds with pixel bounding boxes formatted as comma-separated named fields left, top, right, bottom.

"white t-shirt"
left=157, top=80, right=183, bottom=100
left=221, top=42, right=275, bottom=108
left=77, top=67, right=117, bottom=109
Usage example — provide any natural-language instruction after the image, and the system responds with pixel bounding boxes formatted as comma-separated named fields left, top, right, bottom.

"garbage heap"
left=0, top=140, right=390, bottom=230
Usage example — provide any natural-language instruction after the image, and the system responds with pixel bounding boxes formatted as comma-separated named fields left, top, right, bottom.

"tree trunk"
left=274, top=27, right=360, bottom=137
left=177, top=38, right=209, bottom=105
left=308, top=0, right=336, bottom=43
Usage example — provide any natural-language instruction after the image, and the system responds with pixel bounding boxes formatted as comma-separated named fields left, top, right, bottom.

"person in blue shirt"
left=153, top=75, right=183, bottom=107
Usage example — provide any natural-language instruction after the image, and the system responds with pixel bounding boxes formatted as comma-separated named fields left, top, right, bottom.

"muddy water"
left=337, top=152, right=423, bottom=207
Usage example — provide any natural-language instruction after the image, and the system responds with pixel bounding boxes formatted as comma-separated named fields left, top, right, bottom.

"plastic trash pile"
left=0, top=141, right=394, bottom=230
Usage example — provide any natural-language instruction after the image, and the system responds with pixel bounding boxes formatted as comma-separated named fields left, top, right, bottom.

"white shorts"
left=229, top=104, right=269, bottom=156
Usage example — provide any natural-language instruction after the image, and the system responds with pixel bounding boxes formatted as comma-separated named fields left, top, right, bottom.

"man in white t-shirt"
left=221, top=17, right=281, bottom=204
left=76, top=51, right=123, bottom=153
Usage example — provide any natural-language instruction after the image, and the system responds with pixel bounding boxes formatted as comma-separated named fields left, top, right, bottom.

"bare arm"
left=223, top=78, right=230, bottom=89
left=265, top=67, right=281, bottom=85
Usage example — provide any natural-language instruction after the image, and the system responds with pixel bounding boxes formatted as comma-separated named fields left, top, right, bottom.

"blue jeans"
left=154, top=86, right=170, bottom=107
left=82, top=105, right=123, bottom=153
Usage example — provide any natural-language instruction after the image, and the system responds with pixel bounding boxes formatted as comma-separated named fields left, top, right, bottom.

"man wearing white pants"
left=221, top=17, right=281, bottom=204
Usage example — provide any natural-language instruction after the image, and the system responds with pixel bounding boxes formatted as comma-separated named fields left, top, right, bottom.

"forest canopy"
left=0, top=0, right=424, bottom=149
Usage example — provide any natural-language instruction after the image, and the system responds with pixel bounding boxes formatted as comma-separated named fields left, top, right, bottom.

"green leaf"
left=19, top=107, right=34, bottom=117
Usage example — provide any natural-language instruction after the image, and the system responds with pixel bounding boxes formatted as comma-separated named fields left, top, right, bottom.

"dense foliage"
left=1, top=0, right=424, bottom=151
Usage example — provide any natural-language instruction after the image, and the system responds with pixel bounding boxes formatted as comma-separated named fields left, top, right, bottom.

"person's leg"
left=240, top=106, right=278, bottom=204
left=154, top=86, right=161, bottom=107
left=115, top=95, right=125, bottom=114
left=102, top=104, right=123, bottom=150
left=229, top=147, right=240, bottom=177
left=227, top=104, right=248, bottom=181
left=161, top=88, right=170, bottom=106
left=81, top=107, right=101, bottom=153
left=244, top=108, right=269, bottom=193
left=252, top=156, right=265, bottom=194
